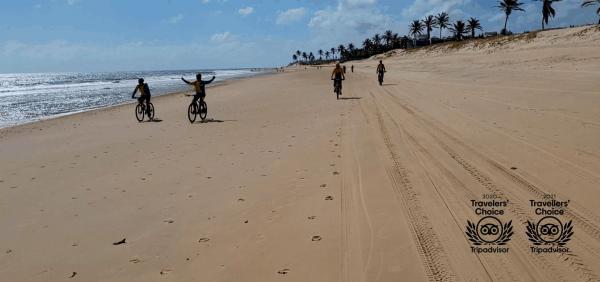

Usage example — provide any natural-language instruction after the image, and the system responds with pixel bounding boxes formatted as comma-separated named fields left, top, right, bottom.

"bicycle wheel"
left=188, top=103, right=197, bottom=123
left=147, top=103, right=155, bottom=120
left=336, top=86, right=340, bottom=100
left=135, top=104, right=144, bottom=122
left=199, top=101, right=208, bottom=120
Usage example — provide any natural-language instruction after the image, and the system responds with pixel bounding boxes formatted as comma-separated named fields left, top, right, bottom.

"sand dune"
left=1, top=26, right=600, bottom=281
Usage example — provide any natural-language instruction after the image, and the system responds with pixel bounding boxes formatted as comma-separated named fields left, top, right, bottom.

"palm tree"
left=409, top=20, right=424, bottom=46
left=330, top=48, right=336, bottom=60
left=372, top=33, right=382, bottom=52
left=497, top=0, right=525, bottom=35
left=449, top=20, right=468, bottom=40
left=309, top=52, right=315, bottom=63
left=535, top=0, right=561, bottom=30
left=318, top=49, right=323, bottom=60
left=434, top=12, right=450, bottom=39
left=383, top=30, right=394, bottom=48
left=292, top=54, right=298, bottom=63
left=301, top=52, right=308, bottom=62
left=295, top=50, right=301, bottom=59
left=325, top=51, right=330, bottom=60
left=582, top=0, right=600, bottom=24
left=337, top=45, right=346, bottom=60
left=362, top=38, right=373, bottom=53
left=422, top=15, right=435, bottom=45
left=466, top=17, right=483, bottom=38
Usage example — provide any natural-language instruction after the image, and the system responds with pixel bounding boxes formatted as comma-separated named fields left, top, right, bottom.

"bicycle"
left=378, top=71, right=385, bottom=86
left=188, top=98, right=208, bottom=123
left=134, top=99, right=154, bottom=122
left=332, top=78, right=344, bottom=100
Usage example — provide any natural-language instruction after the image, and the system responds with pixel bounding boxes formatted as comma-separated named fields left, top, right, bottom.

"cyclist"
left=132, top=78, right=151, bottom=116
left=181, top=73, right=216, bottom=113
left=331, top=63, right=345, bottom=94
left=376, top=60, right=386, bottom=85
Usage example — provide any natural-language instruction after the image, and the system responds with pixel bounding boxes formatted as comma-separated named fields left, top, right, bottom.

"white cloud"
left=238, top=6, right=254, bottom=17
left=276, top=8, right=307, bottom=25
left=402, top=0, right=471, bottom=20
left=166, top=14, right=184, bottom=24
left=210, top=31, right=235, bottom=44
left=308, top=0, right=397, bottom=46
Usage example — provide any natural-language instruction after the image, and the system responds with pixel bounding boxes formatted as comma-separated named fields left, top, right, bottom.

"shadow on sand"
left=194, top=118, right=236, bottom=124
left=339, top=97, right=362, bottom=100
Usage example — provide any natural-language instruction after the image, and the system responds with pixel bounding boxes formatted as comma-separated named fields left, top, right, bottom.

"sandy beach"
left=1, top=26, right=600, bottom=281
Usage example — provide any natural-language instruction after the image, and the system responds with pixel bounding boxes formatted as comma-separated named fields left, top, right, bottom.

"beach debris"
left=325, top=196, right=334, bottom=201
left=308, top=216, right=316, bottom=220
left=5, top=249, right=12, bottom=254
left=113, top=238, right=126, bottom=245
left=68, top=272, right=77, bottom=278
left=312, top=236, right=322, bottom=241
left=163, top=218, right=175, bottom=224
left=510, top=167, right=518, bottom=170
left=333, top=171, right=340, bottom=175
left=277, top=268, right=291, bottom=275
left=129, top=258, right=142, bottom=264
left=237, top=198, right=245, bottom=202
left=244, top=220, right=249, bottom=224
left=320, top=184, right=327, bottom=188
left=198, top=238, right=210, bottom=243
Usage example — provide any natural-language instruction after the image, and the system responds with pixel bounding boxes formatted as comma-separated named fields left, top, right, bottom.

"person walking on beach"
left=376, top=60, right=386, bottom=85
left=331, top=63, right=345, bottom=94
left=132, top=78, right=152, bottom=116
left=181, top=73, right=216, bottom=110
left=351, top=65, right=354, bottom=73
left=343, top=65, right=347, bottom=74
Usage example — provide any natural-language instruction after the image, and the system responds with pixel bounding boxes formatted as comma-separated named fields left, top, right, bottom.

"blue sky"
left=0, top=0, right=597, bottom=73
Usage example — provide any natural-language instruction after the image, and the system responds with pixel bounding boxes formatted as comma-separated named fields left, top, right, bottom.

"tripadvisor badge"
left=526, top=197, right=573, bottom=254
left=466, top=197, right=513, bottom=254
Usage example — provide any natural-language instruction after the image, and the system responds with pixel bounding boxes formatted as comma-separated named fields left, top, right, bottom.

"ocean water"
left=0, top=69, right=264, bottom=128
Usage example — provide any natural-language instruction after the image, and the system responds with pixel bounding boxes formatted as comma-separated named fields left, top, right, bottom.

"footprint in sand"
left=325, top=196, right=334, bottom=201
left=320, top=184, right=327, bottom=188
left=199, top=238, right=210, bottom=243
left=160, top=269, right=173, bottom=275
left=163, top=218, right=175, bottom=224
left=277, top=269, right=291, bottom=275
left=238, top=198, right=245, bottom=202
left=332, top=171, right=340, bottom=175
left=312, top=235, right=322, bottom=241
left=308, top=216, right=316, bottom=220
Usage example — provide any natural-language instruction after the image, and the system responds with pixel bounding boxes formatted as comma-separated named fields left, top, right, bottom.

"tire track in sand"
left=370, top=91, right=456, bottom=282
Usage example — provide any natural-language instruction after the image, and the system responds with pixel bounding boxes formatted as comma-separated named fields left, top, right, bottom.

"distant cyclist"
left=331, top=63, right=345, bottom=93
left=132, top=78, right=151, bottom=115
left=376, top=60, right=386, bottom=85
left=181, top=73, right=216, bottom=109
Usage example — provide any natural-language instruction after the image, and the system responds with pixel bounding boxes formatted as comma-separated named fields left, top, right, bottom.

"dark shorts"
left=137, top=95, right=151, bottom=104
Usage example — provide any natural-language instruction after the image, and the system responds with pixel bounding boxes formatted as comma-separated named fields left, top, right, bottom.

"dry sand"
left=1, top=26, right=600, bottom=281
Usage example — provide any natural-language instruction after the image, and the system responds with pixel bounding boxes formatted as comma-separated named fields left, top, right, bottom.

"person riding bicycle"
left=376, top=60, right=386, bottom=83
left=331, top=63, right=345, bottom=93
left=132, top=78, right=151, bottom=115
left=181, top=73, right=216, bottom=113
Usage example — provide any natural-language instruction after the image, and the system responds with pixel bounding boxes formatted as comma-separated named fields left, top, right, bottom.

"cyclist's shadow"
left=196, top=118, right=235, bottom=124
